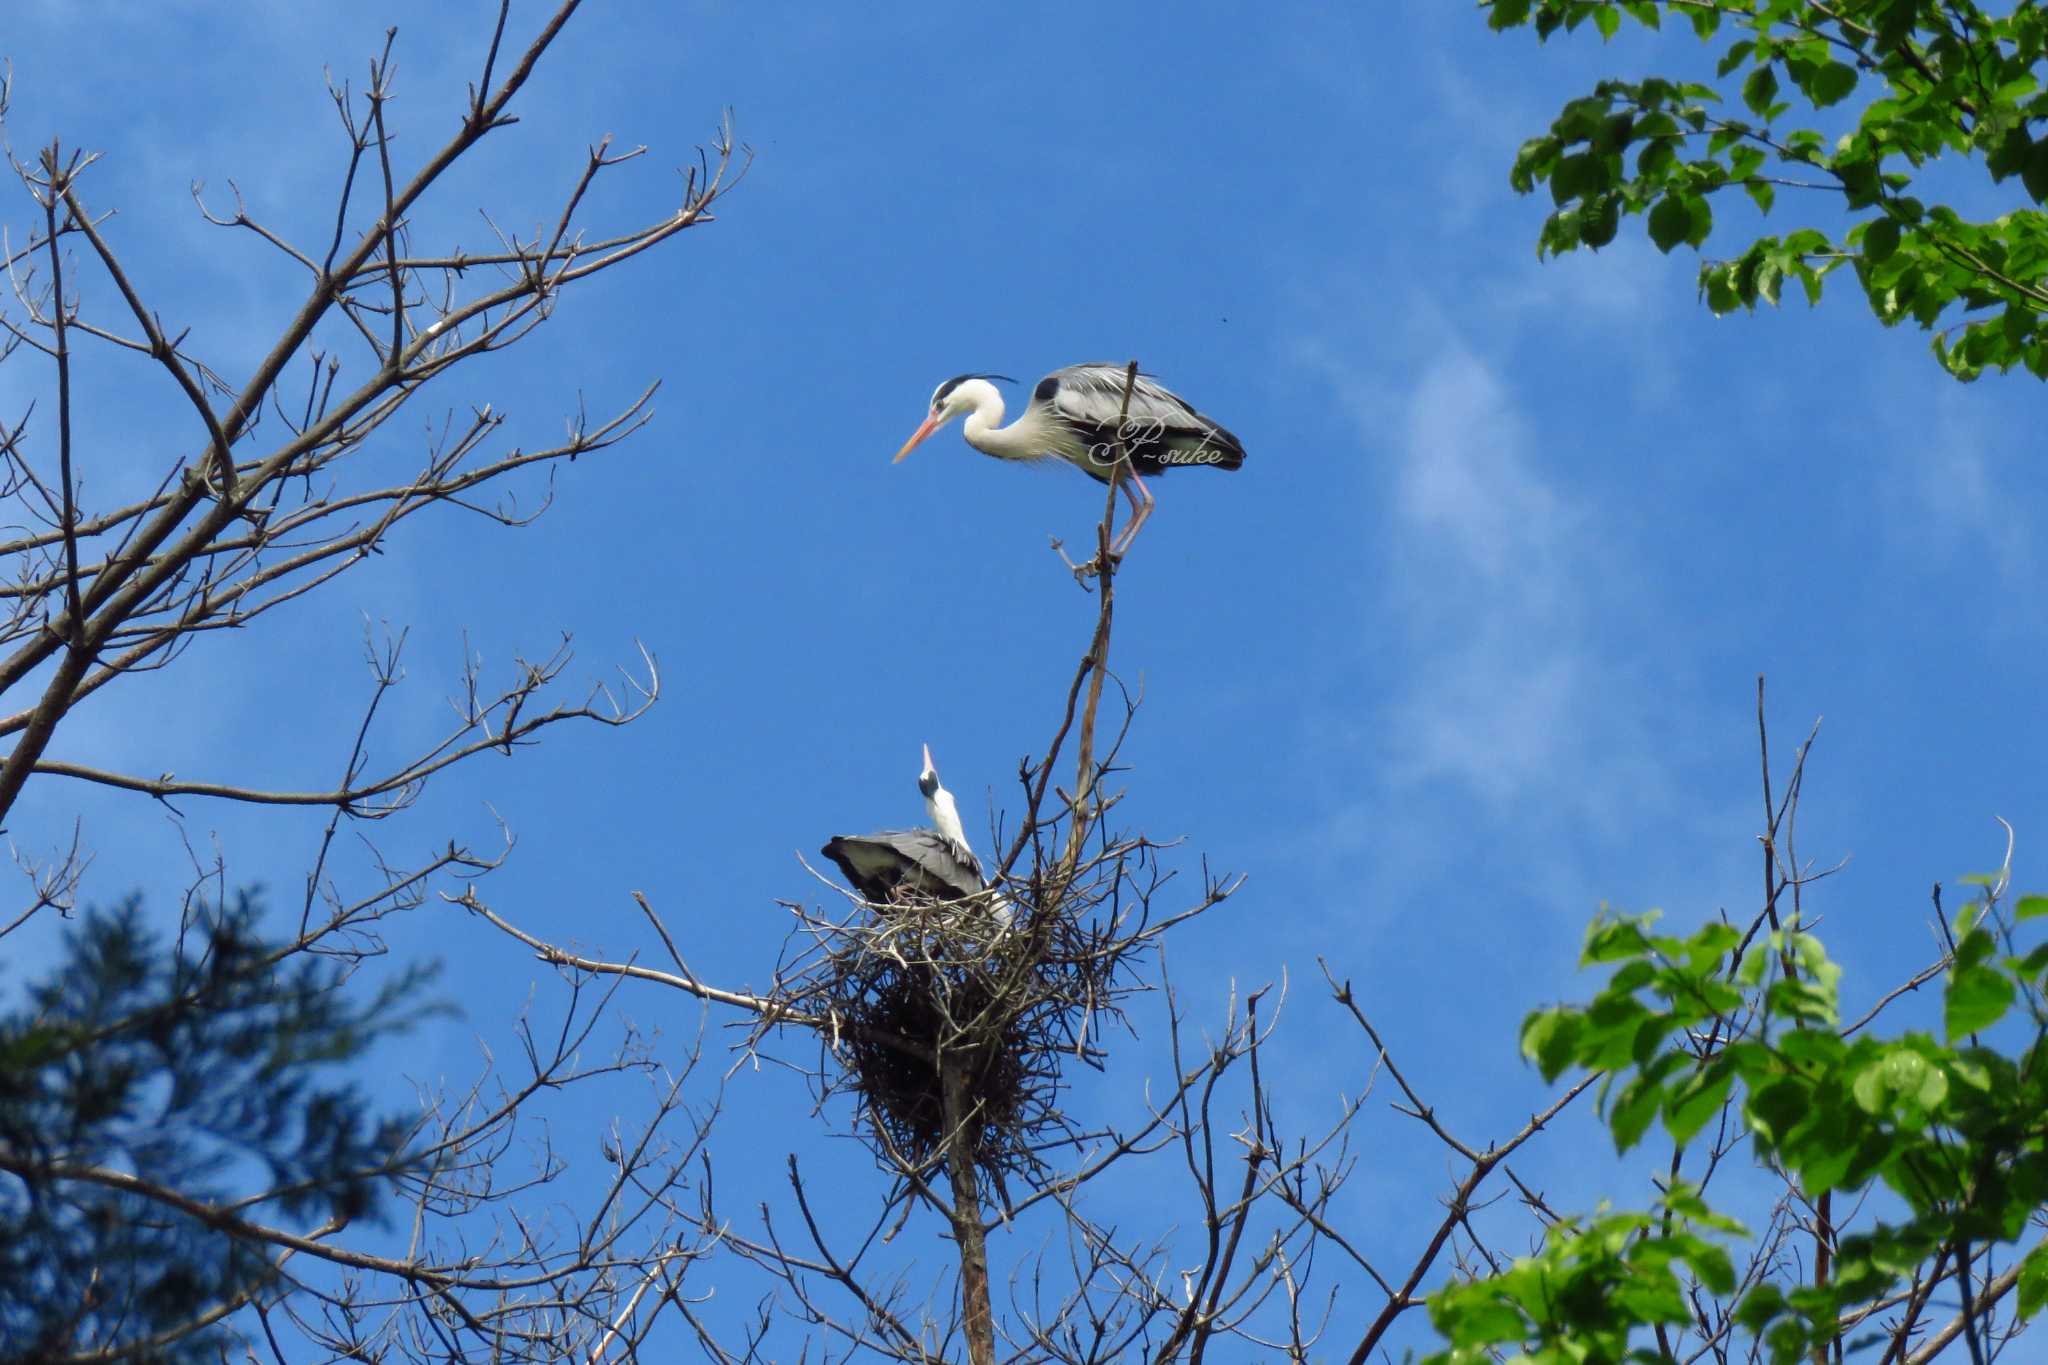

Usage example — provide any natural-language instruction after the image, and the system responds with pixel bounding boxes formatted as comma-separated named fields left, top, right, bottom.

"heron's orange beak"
left=893, top=412, right=942, bottom=463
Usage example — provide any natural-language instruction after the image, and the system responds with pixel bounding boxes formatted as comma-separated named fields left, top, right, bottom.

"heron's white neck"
left=956, top=380, right=1042, bottom=462
left=928, top=772, right=1011, bottom=926
left=926, top=785, right=974, bottom=857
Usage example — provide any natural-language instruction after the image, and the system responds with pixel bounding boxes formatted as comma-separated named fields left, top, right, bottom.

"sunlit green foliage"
left=1490, top=0, right=2048, bottom=379
left=1425, top=891, right=2048, bottom=1362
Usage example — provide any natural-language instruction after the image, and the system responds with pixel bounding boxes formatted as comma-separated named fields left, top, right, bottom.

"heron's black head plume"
left=931, top=373, right=1019, bottom=410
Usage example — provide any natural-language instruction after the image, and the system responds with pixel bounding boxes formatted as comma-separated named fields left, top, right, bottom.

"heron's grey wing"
left=825, top=830, right=985, bottom=904
left=823, top=834, right=921, bottom=903
left=893, top=829, right=987, bottom=901
left=1037, top=364, right=1245, bottom=474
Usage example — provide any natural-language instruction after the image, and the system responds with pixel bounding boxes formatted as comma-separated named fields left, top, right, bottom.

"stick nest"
left=775, top=873, right=1141, bottom=1187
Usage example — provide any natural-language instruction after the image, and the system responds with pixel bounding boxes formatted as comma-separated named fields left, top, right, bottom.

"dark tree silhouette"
left=0, top=892, right=432, bottom=1363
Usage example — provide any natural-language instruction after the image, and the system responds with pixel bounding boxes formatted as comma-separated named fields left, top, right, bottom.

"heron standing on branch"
left=823, top=745, right=1012, bottom=928
left=892, top=363, right=1246, bottom=557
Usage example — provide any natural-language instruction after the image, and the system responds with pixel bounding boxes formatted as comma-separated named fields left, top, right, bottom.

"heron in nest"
left=822, top=745, right=1013, bottom=929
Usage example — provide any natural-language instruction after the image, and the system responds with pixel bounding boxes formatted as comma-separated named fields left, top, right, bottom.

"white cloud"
left=1281, top=299, right=1753, bottom=931
left=1378, top=346, right=1591, bottom=806
left=1898, top=381, right=2037, bottom=587
left=1361, top=338, right=1636, bottom=813
left=1393, top=347, right=1576, bottom=595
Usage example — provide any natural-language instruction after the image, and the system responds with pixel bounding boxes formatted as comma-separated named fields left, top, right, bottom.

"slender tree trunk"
left=941, top=1060, right=995, bottom=1365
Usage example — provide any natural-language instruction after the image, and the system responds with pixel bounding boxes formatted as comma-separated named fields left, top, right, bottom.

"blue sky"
left=6, top=1, right=2045, bottom=1356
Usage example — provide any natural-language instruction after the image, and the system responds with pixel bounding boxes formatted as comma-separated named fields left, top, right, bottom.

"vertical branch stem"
left=1954, top=1237, right=1985, bottom=1365
left=941, top=1064, right=995, bottom=1365
left=366, top=30, right=407, bottom=368
left=1758, top=678, right=1837, bottom=1365
left=946, top=362, right=1138, bottom=1359
left=41, top=142, right=85, bottom=654
left=0, top=143, right=107, bottom=831
left=1056, top=360, right=1140, bottom=881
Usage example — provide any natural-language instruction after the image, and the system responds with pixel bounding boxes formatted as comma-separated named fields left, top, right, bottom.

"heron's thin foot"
left=1049, top=535, right=1100, bottom=592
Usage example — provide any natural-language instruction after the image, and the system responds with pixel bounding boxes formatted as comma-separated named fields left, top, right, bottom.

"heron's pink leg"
left=1109, top=471, right=1154, bottom=557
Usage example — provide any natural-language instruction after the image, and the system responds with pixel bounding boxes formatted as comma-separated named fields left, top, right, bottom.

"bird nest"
left=772, top=870, right=1141, bottom=1188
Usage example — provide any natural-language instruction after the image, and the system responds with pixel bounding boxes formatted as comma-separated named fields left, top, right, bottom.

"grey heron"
left=892, top=363, right=1245, bottom=557
left=822, top=745, right=1013, bottom=928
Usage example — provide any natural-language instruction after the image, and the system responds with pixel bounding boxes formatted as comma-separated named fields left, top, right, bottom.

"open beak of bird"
left=893, top=412, right=943, bottom=463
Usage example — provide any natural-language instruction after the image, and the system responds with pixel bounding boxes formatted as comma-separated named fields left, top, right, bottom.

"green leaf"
left=1854, top=1047, right=1949, bottom=1120
left=1683, top=921, right=1741, bottom=967
left=1595, top=111, right=1636, bottom=156
left=2015, top=895, right=2048, bottom=922
left=1742, top=65, right=1779, bottom=117
left=1670, top=1232, right=1736, bottom=1295
left=1638, top=136, right=1676, bottom=178
left=1887, top=1048, right=1933, bottom=1103
left=1767, top=977, right=1838, bottom=1026
left=1552, top=151, right=1596, bottom=205
left=1737, top=1281, right=1787, bottom=1331
left=1495, top=0, right=2048, bottom=391
left=1775, top=1027, right=1844, bottom=1067
left=1539, top=208, right=1584, bottom=257
left=1684, top=193, right=1714, bottom=248
left=1946, top=964, right=2016, bottom=1040
left=1912, top=1058, right=1949, bottom=1111
left=1755, top=259, right=1783, bottom=305
left=1522, top=1006, right=1583, bottom=1081
left=1956, top=926, right=1997, bottom=970
left=1746, top=1076, right=1809, bottom=1145
left=1487, top=0, right=1531, bottom=28
left=1584, top=915, right=1656, bottom=964
left=1950, top=1054, right=1993, bottom=1090
left=1631, top=1012, right=1679, bottom=1065
left=1664, top=1064, right=1734, bottom=1145
left=1790, top=1109, right=1860, bottom=1191
left=2023, top=143, right=2048, bottom=204
left=1581, top=995, right=1652, bottom=1070
left=1609, top=958, right=1658, bottom=994
left=1987, top=123, right=2034, bottom=183
left=1432, top=1291, right=1528, bottom=1344
left=1663, top=1182, right=1746, bottom=1235
left=1582, top=192, right=1621, bottom=247
left=1510, top=135, right=1561, bottom=194
left=1611, top=1071, right=1668, bottom=1153
left=2020, top=1242, right=2048, bottom=1317
left=1648, top=194, right=1691, bottom=252
left=1809, top=60, right=1856, bottom=108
